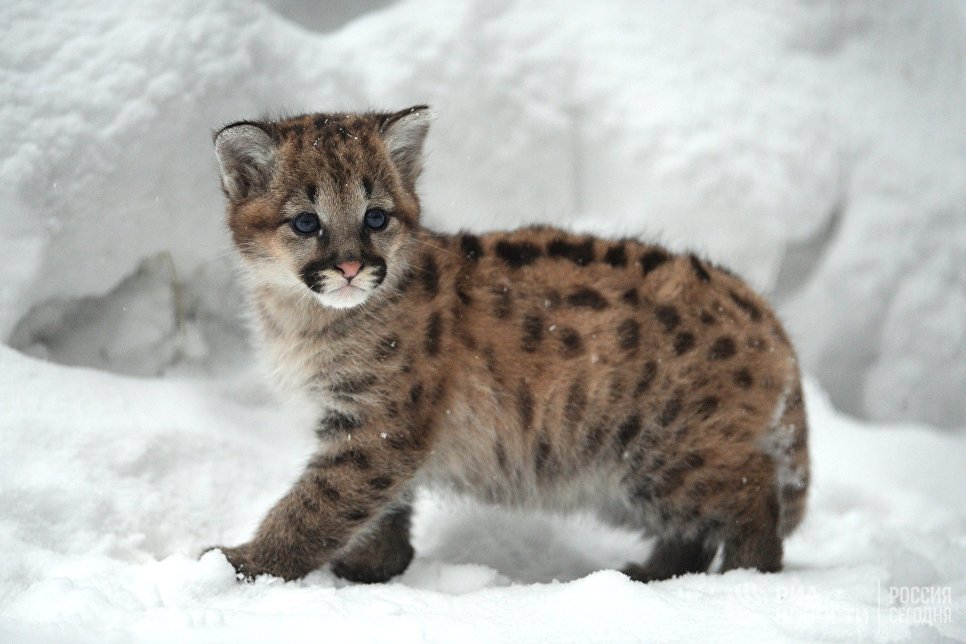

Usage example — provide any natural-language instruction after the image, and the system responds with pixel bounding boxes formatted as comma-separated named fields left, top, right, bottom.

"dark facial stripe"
left=362, top=178, right=373, bottom=199
left=547, top=238, right=595, bottom=266
left=729, top=290, right=762, bottom=321
left=616, top=319, right=640, bottom=352
left=425, top=312, right=442, bottom=356
left=521, top=313, right=544, bottom=352
left=495, top=240, right=542, bottom=268
left=566, top=287, right=609, bottom=310
left=654, top=305, right=681, bottom=332
left=604, top=244, right=627, bottom=267
left=300, top=257, right=333, bottom=292
left=709, top=336, right=737, bottom=360
left=306, top=184, right=318, bottom=204
left=460, top=234, right=484, bottom=261
left=639, top=249, right=670, bottom=275
left=689, top=254, right=712, bottom=282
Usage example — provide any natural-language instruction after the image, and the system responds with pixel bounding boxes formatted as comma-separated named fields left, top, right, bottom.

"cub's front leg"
left=213, top=426, right=425, bottom=582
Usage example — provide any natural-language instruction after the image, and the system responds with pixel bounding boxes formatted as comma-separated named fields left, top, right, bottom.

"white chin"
left=313, top=285, right=372, bottom=309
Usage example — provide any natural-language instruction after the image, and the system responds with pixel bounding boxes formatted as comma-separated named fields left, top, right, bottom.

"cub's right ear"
left=213, top=122, right=277, bottom=202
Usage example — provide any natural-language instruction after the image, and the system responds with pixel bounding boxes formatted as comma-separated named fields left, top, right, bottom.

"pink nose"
left=336, top=261, right=363, bottom=279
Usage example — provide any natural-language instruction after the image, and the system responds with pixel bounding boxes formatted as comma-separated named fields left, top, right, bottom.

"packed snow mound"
left=0, top=345, right=963, bottom=642
left=2, top=0, right=963, bottom=425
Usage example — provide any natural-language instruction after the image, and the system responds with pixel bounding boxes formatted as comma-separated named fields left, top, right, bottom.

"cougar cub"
left=208, top=106, right=808, bottom=583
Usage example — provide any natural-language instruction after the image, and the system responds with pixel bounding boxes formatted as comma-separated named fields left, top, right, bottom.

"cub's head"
left=213, top=106, right=431, bottom=309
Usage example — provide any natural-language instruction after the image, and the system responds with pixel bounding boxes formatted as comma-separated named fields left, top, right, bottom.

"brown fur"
left=208, top=107, right=809, bottom=583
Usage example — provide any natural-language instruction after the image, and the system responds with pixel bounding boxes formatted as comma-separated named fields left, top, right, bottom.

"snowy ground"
left=2, top=0, right=965, bottom=641
left=0, top=345, right=964, bottom=642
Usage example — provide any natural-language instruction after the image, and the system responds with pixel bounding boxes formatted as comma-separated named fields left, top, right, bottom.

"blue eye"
left=292, top=212, right=320, bottom=235
left=364, top=208, right=388, bottom=231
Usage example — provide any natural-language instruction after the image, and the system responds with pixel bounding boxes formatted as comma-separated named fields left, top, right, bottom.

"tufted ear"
left=213, top=122, right=278, bottom=202
left=380, top=105, right=432, bottom=191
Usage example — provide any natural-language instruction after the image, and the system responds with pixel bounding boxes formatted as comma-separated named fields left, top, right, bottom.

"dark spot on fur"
left=685, top=452, right=705, bottom=468
left=617, top=319, right=640, bottom=352
left=521, top=314, right=544, bottom=352
left=734, top=368, right=754, bottom=389
left=419, top=254, right=439, bottom=297
left=341, top=508, right=370, bottom=522
left=425, top=312, right=442, bottom=356
left=367, top=476, right=393, bottom=491
left=699, top=310, right=716, bottom=325
left=621, top=288, right=639, bottom=306
left=408, top=382, right=423, bottom=409
left=709, top=336, right=737, bottom=360
left=696, top=396, right=719, bottom=419
left=639, top=249, right=670, bottom=275
left=516, top=382, right=535, bottom=431
left=558, top=327, right=583, bottom=357
left=495, top=240, right=542, bottom=268
left=494, top=441, right=508, bottom=471
left=655, top=305, right=681, bottom=332
left=547, top=238, right=595, bottom=265
left=566, top=287, right=609, bottom=310
left=316, top=413, right=363, bottom=438
left=689, top=254, right=712, bottom=282
left=673, top=331, right=696, bottom=355
left=658, top=394, right=683, bottom=427
left=460, top=234, right=484, bottom=261
left=492, top=287, right=513, bottom=319
left=534, top=437, right=552, bottom=476
left=332, top=448, right=370, bottom=470
left=604, top=244, right=627, bottom=267
left=729, top=290, right=762, bottom=321
left=634, top=361, right=658, bottom=397
left=373, top=335, right=401, bottom=362
left=616, top=414, right=643, bottom=449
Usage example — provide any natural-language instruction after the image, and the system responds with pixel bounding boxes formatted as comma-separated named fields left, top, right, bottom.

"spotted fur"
left=208, top=106, right=810, bottom=583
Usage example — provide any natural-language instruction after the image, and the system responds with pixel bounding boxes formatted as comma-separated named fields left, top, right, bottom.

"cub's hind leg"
left=719, top=489, right=783, bottom=574
left=330, top=503, right=415, bottom=583
left=622, top=536, right=716, bottom=582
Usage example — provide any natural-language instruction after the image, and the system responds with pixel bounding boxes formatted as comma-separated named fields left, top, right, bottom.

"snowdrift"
left=1, top=0, right=964, bottom=641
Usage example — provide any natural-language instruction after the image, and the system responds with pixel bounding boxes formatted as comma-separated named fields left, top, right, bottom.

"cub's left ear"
left=380, top=105, right=433, bottom=191
left=213, top=121, right=278, bottom=202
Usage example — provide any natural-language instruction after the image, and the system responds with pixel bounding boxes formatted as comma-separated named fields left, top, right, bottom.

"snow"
left=1, top=0, right=965, bottom=641
left=1, top=345, right=964, bottom=642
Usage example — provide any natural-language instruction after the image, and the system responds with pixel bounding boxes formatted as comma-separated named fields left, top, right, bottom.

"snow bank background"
left=1, top=0, right=964, bottom=641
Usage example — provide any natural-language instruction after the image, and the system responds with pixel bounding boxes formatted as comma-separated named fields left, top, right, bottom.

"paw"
left=203, top=543, right=266, bottom=582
